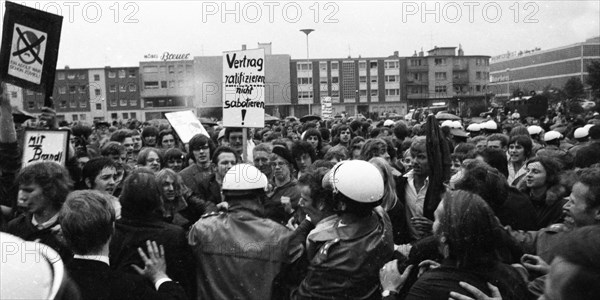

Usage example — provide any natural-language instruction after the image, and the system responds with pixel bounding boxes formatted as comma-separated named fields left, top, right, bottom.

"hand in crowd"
left=417, top=259, right=441, bottom=278
left=521, top=254, right=550, bottom=275
left=132, top=240, right=169, bottom=285
left=411, top=216, right=433, bottom=237
left=449, top=282, right=503, bottom=300
left=379, top=260, right=414, bottom=293
left=39, top=106, right=58, bottom=129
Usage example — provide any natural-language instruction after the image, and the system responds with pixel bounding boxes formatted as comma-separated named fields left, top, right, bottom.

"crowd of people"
left=1, top=83, right=600, bottom=300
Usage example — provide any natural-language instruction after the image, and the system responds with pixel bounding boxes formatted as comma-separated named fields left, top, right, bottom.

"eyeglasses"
left=270, top=161, right=288, bottom=168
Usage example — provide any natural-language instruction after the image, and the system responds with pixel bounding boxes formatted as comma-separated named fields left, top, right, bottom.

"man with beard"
left=82, top=157, right=121, bottom=219
left=180, top=134, right=215, bottom=195
left=265, top=145, right=301, bottom=225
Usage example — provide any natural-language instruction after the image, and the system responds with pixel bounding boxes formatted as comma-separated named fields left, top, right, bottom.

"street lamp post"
left=300, top=29, right=314, bottom=115
left=506, top=68, right=511, bottom=100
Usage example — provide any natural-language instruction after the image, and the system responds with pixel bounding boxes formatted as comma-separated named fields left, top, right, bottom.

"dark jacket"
left=67, top=258, right=187, bottom=300
left=6, top=213, right=73, bottom=262
left=292, top=206, right=395, bottom=299
left=0, top=141, right=21, bottom=229
left=188, top=199, right=303, bottom=300
left=179, top=164, right=212, bottom=196
left=109, top=216, right=195, bottom=298
left=496, top=187, right=538, bottom=231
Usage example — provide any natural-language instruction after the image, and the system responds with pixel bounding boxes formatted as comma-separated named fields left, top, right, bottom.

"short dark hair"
left=578, top=167, right=600, bottom=209
left=553, top=225, right=600, bottom=299
left=164, top=148, right=185, bottom=163
left=211, top=146, right=240, bottom=165
left=119, top=170, right=163, bottom=218
left=17, top=162, right=73, bottom=210
left=224, top=127, right=244, bottom=140
left=110, top=129, right=132, bottom=144
left=60, top=190, right=115, bottom=255
left=82, top=157, right=117, bottom=188
left=157, top=130, right=177, bottom=148
left=487, top=133, right=509, bottom=148
left=291, top=140, right=316, bottom=161
left=141, top=126, right=159, bottom=139
left=589, top=125, right=600, bottom=140
left=393, top=121, right=409, bottom=141
left=100, top=141, right=125, bottom=157
left=454, top=159, right=509, bottom=212
left=188, top=133, right=215, bottom=155
left=360, top=138, right=388, bottom=161
left=525, top=156, right=561, bottom=188
left=477, top=147, right=509, bottom=178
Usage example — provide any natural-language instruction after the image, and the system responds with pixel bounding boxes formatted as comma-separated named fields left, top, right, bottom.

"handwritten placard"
left=22, top=129, right=69, bottom=166
left=164, top=110, right=209, bottom=144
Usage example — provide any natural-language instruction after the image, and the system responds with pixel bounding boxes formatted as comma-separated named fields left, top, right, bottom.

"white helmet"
left=466, top=123, right=481, bottom=132
left=323, top=160, right=384, bottom=203
left=222, top=163, right=268, bottom=191
left=527, top=125, right=543, bottom=136
left=574, top=127, right=590, bottom=139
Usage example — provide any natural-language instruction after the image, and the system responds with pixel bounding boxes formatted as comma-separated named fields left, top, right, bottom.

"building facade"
left=489, top=36, right=600, bottom=100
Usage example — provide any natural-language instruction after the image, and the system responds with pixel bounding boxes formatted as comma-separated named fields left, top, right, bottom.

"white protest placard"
left=22, top=130, right=69, bottom=166
left=165, top=110, right=209, bottom=144
left=222, top=48, right=265, bottom=128
left=8, top=24, right=47, bottom=84
left=321, top=96, right=332, bottom=119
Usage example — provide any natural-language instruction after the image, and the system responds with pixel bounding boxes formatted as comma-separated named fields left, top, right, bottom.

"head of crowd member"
left=101, top=141, right=126, bottom=165
left=119, top=169, right=163, bottom=219
left=508, top=135, right=533, bottom=166
left=76, top=149, right=93, bottom=171
left=454, top=159, right=509, bottom=213
left=259, top=128, right=273, bottom=143
left=211, top=146, right=240, bottom=183
left=324, top=147, right=347, bottom=163
left=130, top=129, right=143, bottom=153
left=470, top=135, right=488, bottom=151
left=141, top=126, right=159, bottom=147
left=60, top=190, right=115, bottom=256
left=319, top=128, right=331, bottom=144
left=136, top=147, right=163, bottom=173
left=110, top=129, right=134, bottom=156
left=349, top=136, right=366, bottom=160
left=82, top=157, right=118, bottom=195
left=475, top=147, right=509, bottom=178
left=369, top=157, right=399, bottom=211
left=509, top=126, right=530, bottom=138
left=401, top=148, right=413, bottom=172
left=433, top=190, right=502, bottom=268
left=220, top=164, right=268, bottom=203
left=542, top=226, right=600, bottom=300
left=224, top=127, right=245, bottom=155
left=253, top=143, right=273, bottom=178
left=562, top=167, right=600, bottom=228
left=360, top=138, right=391, bottom=163
left=164, top=148, right=186, bottom=172
left=95, top=121, right=110, bottom=139
left=298, top=167, right=334, bottom=221
left=155, top=169, right=189, bottom=219
left=521, top=156, right=561, bottom=194
left=291, top=141, right=315, bottom=175
left=188, top=133, right=215, bottom=167
left=336, top=124, right=353, bottom=145
left=487, top=133, right=509, bottom=152
left=393, top=121, right=410, bottom=143
left=71, top=123, right=93, bottom=153
left=303, top=128, right=323, bottom=152
left=589, top=125, right=600, bottom=142
left=272, top=144, right=297, bottom=183
left=409, top=136, right=430, bottom=177
left=16, top=162, right=73, bottom=217
left=157, top=130, right=178, bottom=150
left=450, top=153, right=465, bottom=176
left=574, top=145, right=600, bottom=168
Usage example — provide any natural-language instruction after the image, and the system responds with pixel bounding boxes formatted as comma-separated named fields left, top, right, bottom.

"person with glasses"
left=265, top=145, right=301, bottom=226
left=180, top=133, right=216, bottom=195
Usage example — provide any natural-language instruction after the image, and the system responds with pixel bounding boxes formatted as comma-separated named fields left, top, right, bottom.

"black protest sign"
left=22, top=129, right=70, bottom=167
left=0, top=1, right=63, bottom=107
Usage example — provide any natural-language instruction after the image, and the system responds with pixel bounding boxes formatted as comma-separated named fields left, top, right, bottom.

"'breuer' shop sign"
left=143, top=52, right=190, bottom=61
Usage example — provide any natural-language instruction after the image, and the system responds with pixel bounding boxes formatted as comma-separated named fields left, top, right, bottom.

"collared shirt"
left=73, top=254, right=110, bottom=266
left=31, top=213, right=59, bottom=230
left=403, top=170, right=429, bottom=239
left=508, top=162, right=527, bottom=186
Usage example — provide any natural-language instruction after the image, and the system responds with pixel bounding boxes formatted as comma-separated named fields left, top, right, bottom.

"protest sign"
left=165, top=110, right=209, bottom=144
left=321, top=96, right=332, bottom=119
left=22, top=129, right=69, bottom=167
left=222, top=48, right=265, bottom=128
left=0, top=1, right=63, bottom=107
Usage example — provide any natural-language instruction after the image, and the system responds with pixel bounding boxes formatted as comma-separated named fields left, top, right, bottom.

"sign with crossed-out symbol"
left=7, top=23, right=47, bottom=84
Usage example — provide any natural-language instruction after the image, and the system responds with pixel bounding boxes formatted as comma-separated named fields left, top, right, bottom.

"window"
left=178, top=80, right=184, bottom=88
left=78, top=73, right=86, bottom=80
left=476, top=58, right=487, bottom=66
left=331, top=90, right=339, bottom=97
left=297, top=63, right=312, bottom=71
left=26, top=89, right=34, bottom=95
left=95, top=89, right=101, bottom=96
left=94, top=74, right=100, bottom=81
left=59, top=86, right=66, bottom=94
left=111, top=113, right=118, bottom=119
left=130, top=113, right=136, bottom=120
left=145, top=100, right=154, bottom=107
left=28, top=101, right=35, bottom=109
left=161, top=81, right=167, bottom=88
left=120, top=84, right=126, bottom=92
left=476, top=72, right=482, bottom=80
left=123, top=113, right=129, bottom=119
left=80, top=85, right=87, bottom=93
left=385, top=75, right=398, bottom=82
left=319, top=77, right=328, bottom=84
left=331, top=62, right=338, bottom=70
left=129, top=99, right=137, bottom=106
left=72, top=114, right=78, bottom=121
left=69, top=86, right=76, bottom=94
left=186, top=64, right=193, bottom=74
left=168, top=65, right=175, bottom=73
left=159, top=66, right=166, bottom=73
left=384, top=61, right=399, bottom=69
left=96, top=103, right=102, bottom=110
left=332, top=77, right=339, bottom=84
left=58, top=72, right=65, bottom=80
left=80, top=100, right=87, bottom=108
left=386, top=89, right=399, bottom=96
left=435, top=85, right=447, bottom=93
left=128, top=69, right=136, bottom=78
left=476, top=85, right=481, bottom=92
left=144, top=81, right=159, bottom=89
left=128, top=83, right=137, bottom=92
left=67, top=73, right=75, bottom=79
left=434, top=58, right=446, bottom=66
left=60, top=101, right=67, bottom=108
left=435, top=72, right=447, bottom=81
left=371, top=76, right=378, bottom=83
left=371, top=89, right=378, bottom=96
left=359, top=62, right=366, bottom=69
left=120, top=99, right=127, bottom=106
left=118, top=70, right=126, bottom=78
left=370, top=62, right=378, bottom=69
left=109, top=85, right=116, bottom=92
left=80, top=114, right=86, bottom=120
left=359, top=90, right=367, bottom=96
left=108, top=71, right=116, bottom=78
left=143, top=66, right=158, bottom=73
left=10, top=91, right=17, bottom=98
left=178, top=65, right=184, bottom=73
left=298, top=91, right=313, bottom=99
left=319, top=62, right=327, bottom=71
left=410, top=59, right=422, bottom=66
left=110, top=98, right=117, bottom=107
left=169, top=81, right=175, bottom=88
left=298, top=77, right=312, bottom=85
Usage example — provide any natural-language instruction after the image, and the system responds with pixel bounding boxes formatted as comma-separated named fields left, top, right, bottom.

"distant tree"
left=563, top=77, right=585, bottom=99
left=587, top=60, right=600, bottom=99
left=542, top=85, right=565, bottom=106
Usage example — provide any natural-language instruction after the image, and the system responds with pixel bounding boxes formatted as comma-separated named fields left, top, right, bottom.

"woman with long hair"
left=302, top=128, right=330, bottom=159
left=507, top=135, right=533, bottom=186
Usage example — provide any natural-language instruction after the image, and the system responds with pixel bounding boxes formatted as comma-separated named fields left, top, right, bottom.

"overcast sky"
left=3, top=1, right=599, bottom=68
